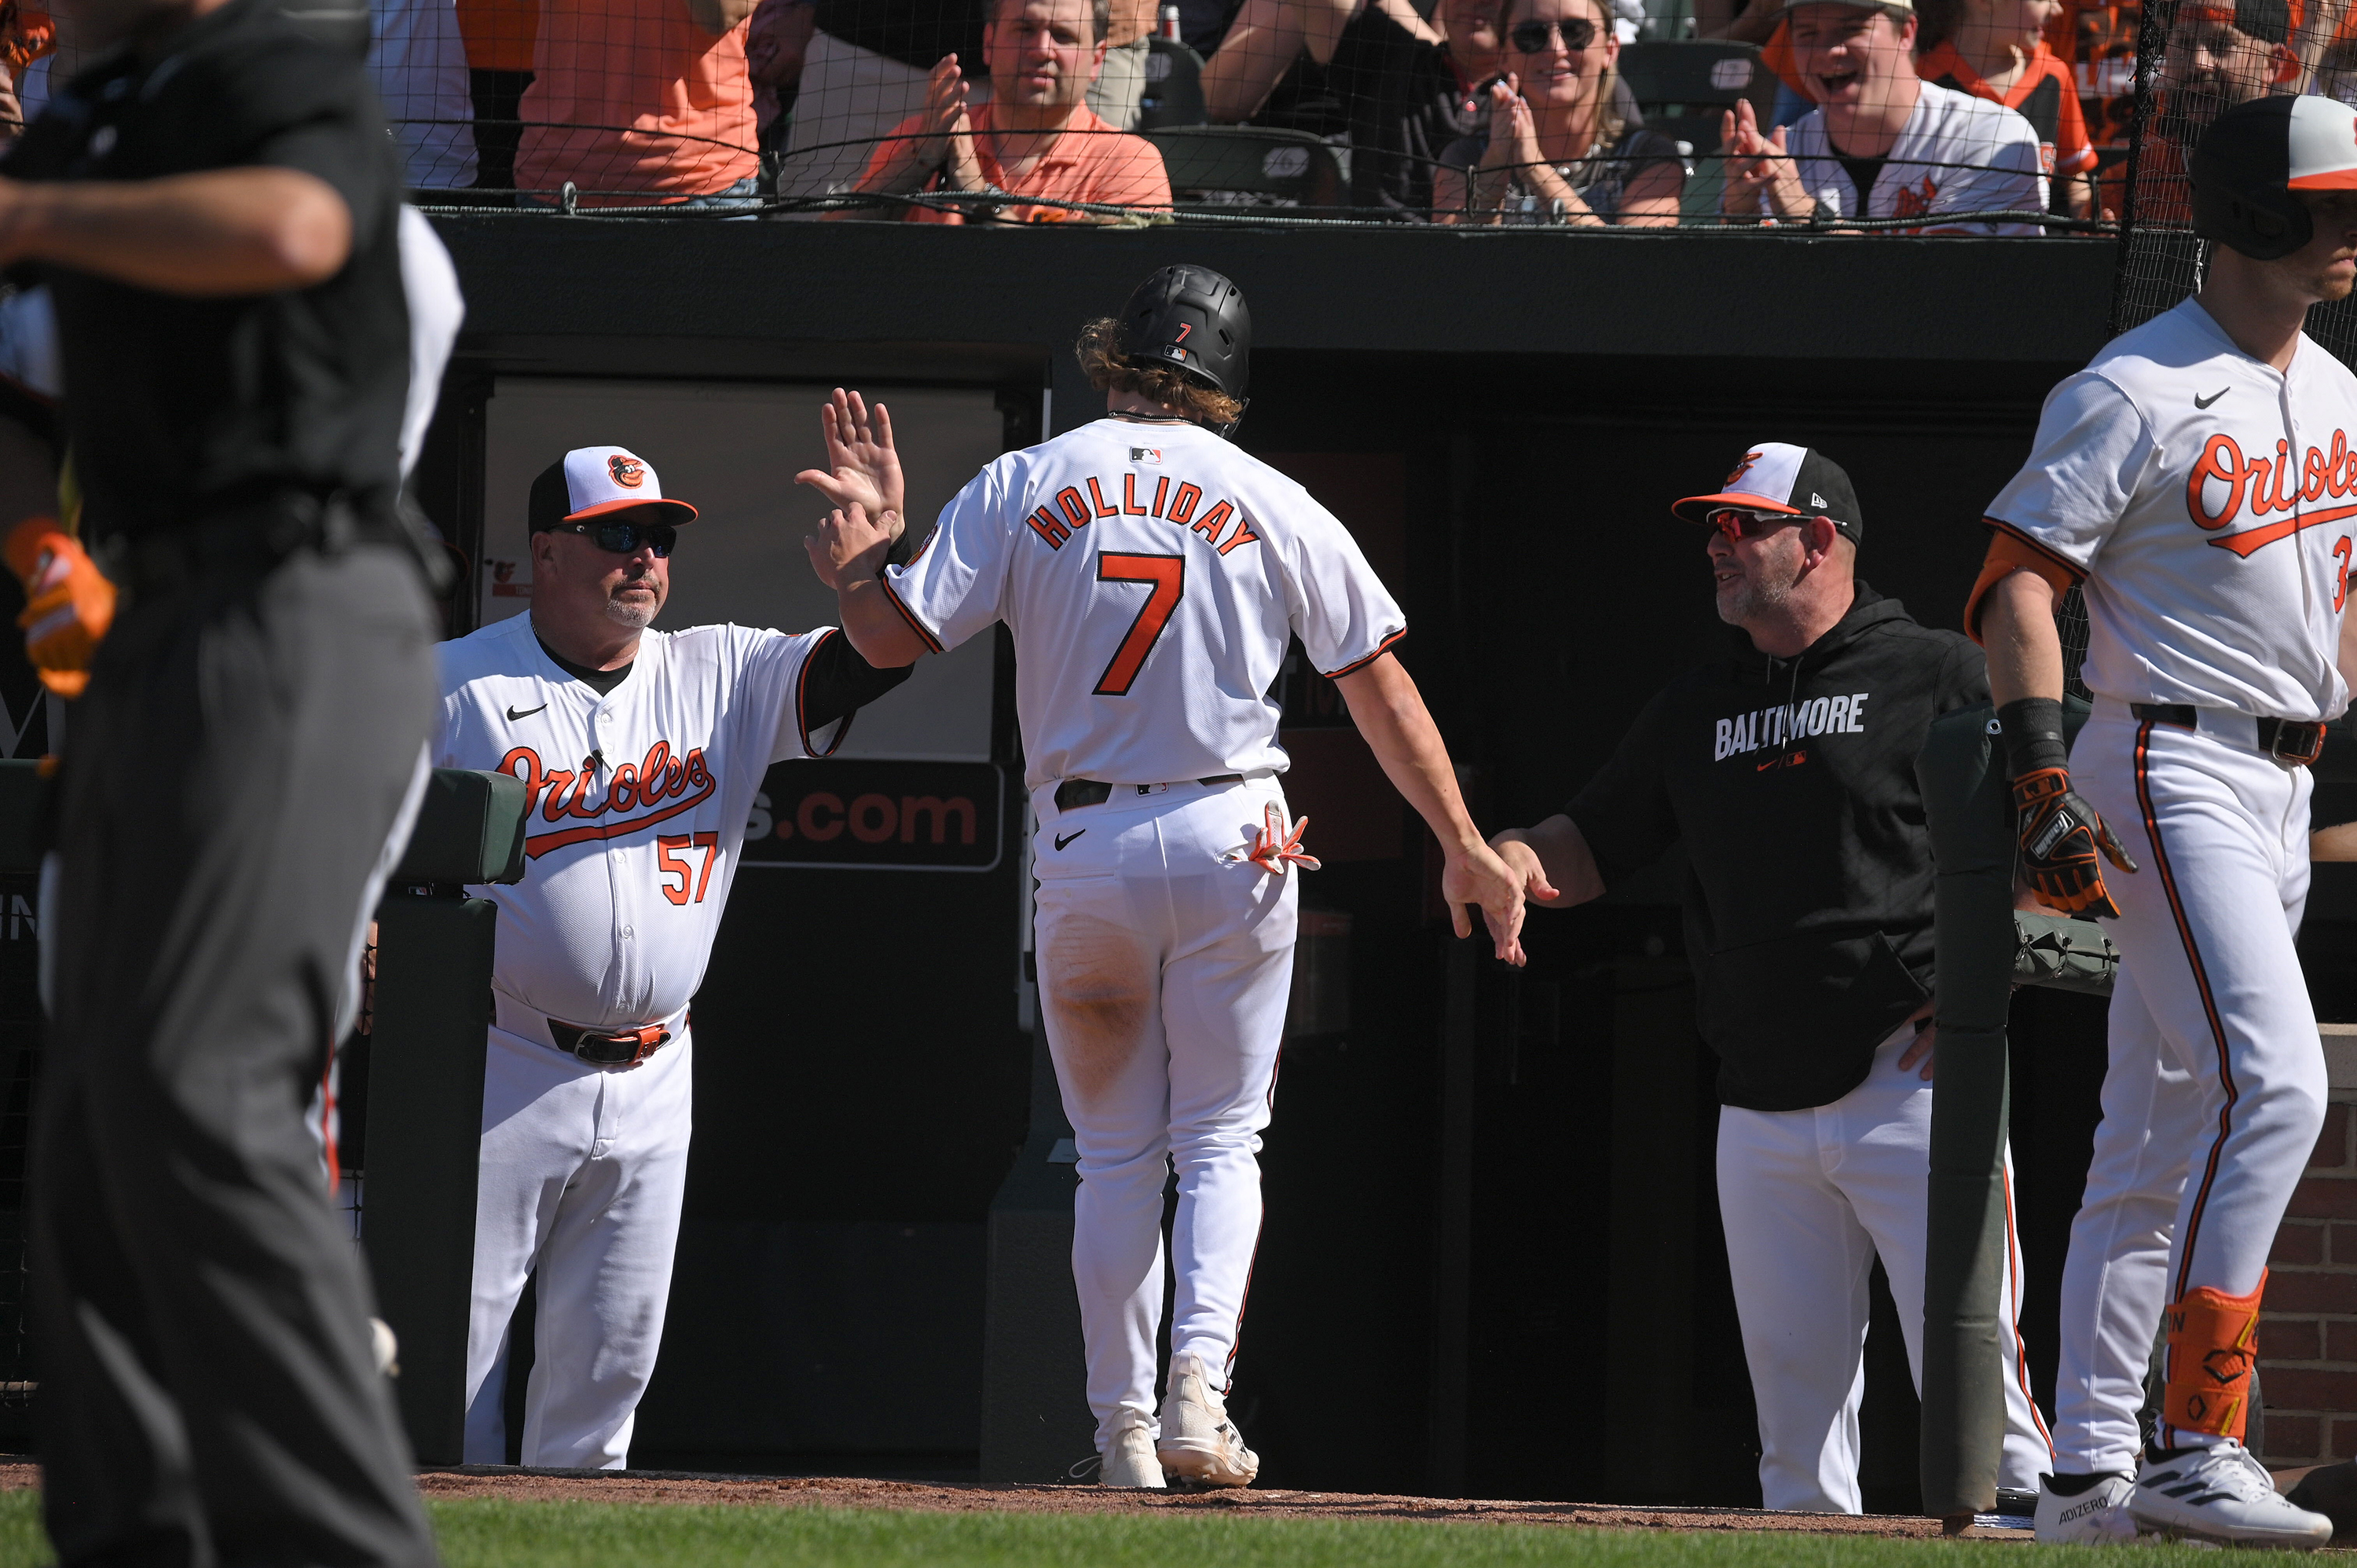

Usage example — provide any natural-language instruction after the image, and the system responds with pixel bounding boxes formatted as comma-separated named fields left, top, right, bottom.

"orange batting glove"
left=5, top=515, right=114, bottom=698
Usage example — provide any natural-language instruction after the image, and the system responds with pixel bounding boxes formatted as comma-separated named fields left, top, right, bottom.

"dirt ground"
left=393, top=1467, right=2035, bottom=1541
left=0, top=1460, right=2040, bottom=1539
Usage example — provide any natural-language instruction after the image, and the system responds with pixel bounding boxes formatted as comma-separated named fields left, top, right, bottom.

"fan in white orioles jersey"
left=437, top=444, right=909, bottom=1468
left=1974, top=96, right=2357, bottom=1549
left=797, top=266, right=1526, bottom=1492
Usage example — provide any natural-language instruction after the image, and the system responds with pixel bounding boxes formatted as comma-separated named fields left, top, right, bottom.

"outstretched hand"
left=1719, top=98, right=1794, bottom=216
left=804, top=502, right=900, bottom=591
left=1448, top=841, right=1530, bottom=967
left=795, top=387, right=906, bottom=524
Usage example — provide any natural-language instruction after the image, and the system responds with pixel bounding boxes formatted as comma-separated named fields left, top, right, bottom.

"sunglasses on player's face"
left=548, top=519, right=676, bottom=557
left=1708, top=507, right=1805, bottom=542
left=1509, top=16, right=1598, bottom=52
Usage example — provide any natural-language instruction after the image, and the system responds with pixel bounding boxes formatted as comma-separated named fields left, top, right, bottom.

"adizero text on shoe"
left=1156, top=1355, right=1259, bottom=1488
left=2036, top=1471, right=2143, bottom=1544
left=2130, top=1441, right=2333, bottom=1548
left=1098, top=1420, right=1166, bottom=1489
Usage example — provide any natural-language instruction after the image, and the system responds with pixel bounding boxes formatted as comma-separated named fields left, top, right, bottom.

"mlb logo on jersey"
left=1131, top=448, right=1163, bottom=465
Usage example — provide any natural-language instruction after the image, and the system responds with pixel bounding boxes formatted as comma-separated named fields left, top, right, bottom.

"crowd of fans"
left=0, top=0, right=2331, bottom=229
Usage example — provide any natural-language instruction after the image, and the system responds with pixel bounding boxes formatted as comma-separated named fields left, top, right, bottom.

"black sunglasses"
left=1509, top=16, right=1598, bottom=52
left=547, top=519, right=676, bottom=557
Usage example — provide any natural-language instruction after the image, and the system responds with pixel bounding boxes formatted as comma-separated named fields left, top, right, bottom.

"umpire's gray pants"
left=33, top=543, right=440, bottom=1568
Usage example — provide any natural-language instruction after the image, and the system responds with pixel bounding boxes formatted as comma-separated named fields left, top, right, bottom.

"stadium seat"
left=1144, top=126, right=1344, bottom=209
left=1616, top=40, right=1779, bottom=221
left=1138, top=36, right=1208, bottom=130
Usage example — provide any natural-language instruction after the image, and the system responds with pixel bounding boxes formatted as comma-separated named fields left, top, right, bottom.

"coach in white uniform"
left=800, top=267, right=1525, bottom=1489
left=1977, top=96, right=2355, bottom=1548
left=441, top=445, right=907, bottom=1467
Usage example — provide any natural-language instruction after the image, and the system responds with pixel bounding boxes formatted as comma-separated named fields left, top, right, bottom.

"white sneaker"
left=2036, top=1471, right=2144, bottom=1544
left=1156, top=1354, right=1259, bottom=1488
left=2130, top=1440, right=2334, bottom=1548
left=1098, top=1416, right=1165, bottom=1489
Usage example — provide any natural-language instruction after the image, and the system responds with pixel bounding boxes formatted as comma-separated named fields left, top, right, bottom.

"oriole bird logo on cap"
left=608, top=455, right=647, bottom=489
left=1725, top=452, right=1764, bottom=487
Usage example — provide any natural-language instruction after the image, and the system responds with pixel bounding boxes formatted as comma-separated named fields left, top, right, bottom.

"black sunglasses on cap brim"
left=545, top=518, right=677, bottom=557
left=1509, top=16, right=1598, bottom=51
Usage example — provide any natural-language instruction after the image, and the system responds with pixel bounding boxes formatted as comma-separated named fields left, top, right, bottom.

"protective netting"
left=0, top=0, right=2129, bottom=228
left=2110, top=0, right=2357, bottom=362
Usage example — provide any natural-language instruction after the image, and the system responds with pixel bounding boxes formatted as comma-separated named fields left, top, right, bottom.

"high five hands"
left=796, top=387, right=909, bottom=585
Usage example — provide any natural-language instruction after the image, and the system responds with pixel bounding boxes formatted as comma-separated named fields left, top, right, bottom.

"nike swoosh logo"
left=507, top=703, right=548, bottom=720
left=2194, top=387, right=2229, bottom=408
left=1054, top=830, right=1086, bottom=851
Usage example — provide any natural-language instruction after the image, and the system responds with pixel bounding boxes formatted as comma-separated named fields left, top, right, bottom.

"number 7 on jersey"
left=1094, top=553, right=1186, bottom=696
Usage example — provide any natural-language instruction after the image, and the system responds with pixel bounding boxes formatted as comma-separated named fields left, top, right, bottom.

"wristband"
left=1997, top=696, right=2069, bottom=779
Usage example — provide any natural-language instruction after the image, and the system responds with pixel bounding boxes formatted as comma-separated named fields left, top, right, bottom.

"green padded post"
left=1915, top=698, right=2087, bottom=1523
left=363, top=768, right=525, bottom=1466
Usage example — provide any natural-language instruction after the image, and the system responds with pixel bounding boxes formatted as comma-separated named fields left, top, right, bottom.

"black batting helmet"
left=1115, top=265, right=1250, bottom=402
left=2194, top=95, right=2357, bottom=261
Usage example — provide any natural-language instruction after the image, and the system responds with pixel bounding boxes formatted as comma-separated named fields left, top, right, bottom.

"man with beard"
left=1482, top=444, right=2055, bottom=1514
left=2105, top=0, right=2298, bottom=222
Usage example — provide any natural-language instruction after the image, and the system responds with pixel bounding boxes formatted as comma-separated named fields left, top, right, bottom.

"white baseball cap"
left=528, top=445, right=698, bottom=532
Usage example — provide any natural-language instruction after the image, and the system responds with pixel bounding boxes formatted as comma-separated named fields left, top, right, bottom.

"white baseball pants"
left=1032, top=775, right=1299, bottom=1449
left=1717, top=1025, right=2053, bottom=1512
left=461, top=1014, right=694, bottom=1468
left=2053, top=705, right=2326, bottom=1466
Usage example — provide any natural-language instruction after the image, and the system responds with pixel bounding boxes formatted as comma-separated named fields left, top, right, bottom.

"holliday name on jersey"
left=1024, top=471, right=1263, bottom=557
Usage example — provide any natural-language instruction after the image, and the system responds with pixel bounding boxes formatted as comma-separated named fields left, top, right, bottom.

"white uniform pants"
left=461, top=1019, right=694, bottom=1468
left=1717, top=1026, right=2053, bottom=1512
left=1032, top=776, right=1298, bottom=1448
left=2055, top=706, right=2326, bottom=1465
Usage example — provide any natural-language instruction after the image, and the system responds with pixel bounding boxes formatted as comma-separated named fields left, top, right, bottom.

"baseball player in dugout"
left=1485, top=444, right=2055, bottom=1515
left=1974, top=95, right=2357, bottom=1549
left=800, top=266, right=1526, bottom=1490
left=0, top=0, right=453, bottom=1558
left=439, top=445, right=910, bottom=1468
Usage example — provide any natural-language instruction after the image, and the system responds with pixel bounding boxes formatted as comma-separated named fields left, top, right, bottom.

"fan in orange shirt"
left=843, top=0, right=1171, bottom=223
left=1916, top=0, right=2099, bottom=216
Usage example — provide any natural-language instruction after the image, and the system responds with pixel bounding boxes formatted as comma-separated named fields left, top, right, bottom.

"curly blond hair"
left=1075, top=317, right=1245, bottom=427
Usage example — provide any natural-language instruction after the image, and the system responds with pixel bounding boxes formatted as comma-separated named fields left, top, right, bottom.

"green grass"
left=0, top=1489, right=2284, bottom=1566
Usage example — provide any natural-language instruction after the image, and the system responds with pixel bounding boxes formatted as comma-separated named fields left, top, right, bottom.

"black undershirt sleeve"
left=801, top=629, right=914, bottom=731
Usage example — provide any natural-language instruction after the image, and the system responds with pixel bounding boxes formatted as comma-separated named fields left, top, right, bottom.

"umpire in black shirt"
left=0, top=0, right=440, bottom=1563
left=1486, top=444, right=2055, bottom=1515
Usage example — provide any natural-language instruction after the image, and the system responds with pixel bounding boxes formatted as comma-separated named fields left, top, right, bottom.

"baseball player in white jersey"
left=1974, top=96, right=2357, bottom=1548
left=439, top=445, right=907, bottom=1467
left=797, top=266, right=1526, bottom=1489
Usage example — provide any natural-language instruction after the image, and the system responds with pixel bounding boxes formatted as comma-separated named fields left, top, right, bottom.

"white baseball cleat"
left=1098, top=1416, right=1166, bottom=1489
left=1155, top=1354, right=1259, bottom=1488
left=2129, top=1440, right=2334, bottom=1549
left=2036, top=1471, right=2145, bottom=1544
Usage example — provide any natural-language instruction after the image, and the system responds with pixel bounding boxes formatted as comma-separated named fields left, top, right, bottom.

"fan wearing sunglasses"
left=1430, top=0, right=1683, bottom=225
left=1482, top=441, right=2056, bottom=1515
left=430, top=435, right=911, bottom=1470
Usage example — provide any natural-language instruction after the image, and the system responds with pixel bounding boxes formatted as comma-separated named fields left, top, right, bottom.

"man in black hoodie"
left=1488, top=442, right=2055, bottom=1513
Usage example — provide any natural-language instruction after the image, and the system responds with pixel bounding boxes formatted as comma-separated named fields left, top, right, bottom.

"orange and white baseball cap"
left=527, top=445, right=698, bottom=532
left=1671, top=441, right=1864, bottom=542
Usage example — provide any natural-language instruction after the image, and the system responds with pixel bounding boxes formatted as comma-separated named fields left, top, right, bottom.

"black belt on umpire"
left=1054, top=774, right=1246, bottom=812
left=2131, top=702, right=2327, bottom=768
left=102, top=489, right=446, bottom=599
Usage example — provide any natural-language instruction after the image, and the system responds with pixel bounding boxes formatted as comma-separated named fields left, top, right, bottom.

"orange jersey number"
left=1094, top=553, right=1186, bottom=696
left=2336, top=535, right=2352, bottom=614
left=657, top=831, right=723, bottom=904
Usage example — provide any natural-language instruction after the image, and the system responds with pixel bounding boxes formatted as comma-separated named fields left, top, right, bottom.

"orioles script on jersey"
left=497, top=741, right=716, bottom=857
left=2185, top=429, right=2357, bottom=557
left=1021, top=471, right=1263, bottom=557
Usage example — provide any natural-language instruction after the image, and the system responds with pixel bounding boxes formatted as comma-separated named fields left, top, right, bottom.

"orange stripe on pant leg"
left=2003, top=1164, right=2054, bottom=1449
left=2132, top=720, right=2244, bottom=1445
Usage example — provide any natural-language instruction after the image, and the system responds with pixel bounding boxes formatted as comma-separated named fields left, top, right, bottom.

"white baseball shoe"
left=1098, top=1416, right=1166, bottom=1489
left=2036, top=1471, right=2144, bottom=1544
left=2129, top=1440, right=2334, bottom=1549
left=1155, top=1354, right=1259, bottom=1488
